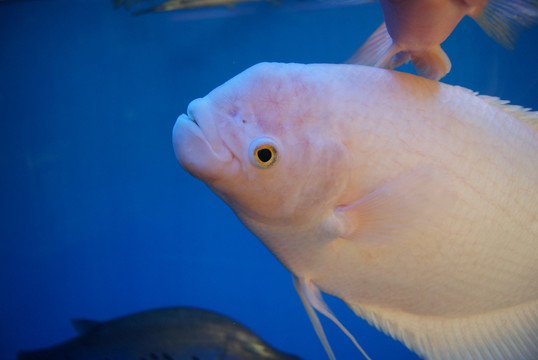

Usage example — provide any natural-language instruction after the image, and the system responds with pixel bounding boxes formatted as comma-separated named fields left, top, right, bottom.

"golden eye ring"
left=249, top=138, right=278, bottom=168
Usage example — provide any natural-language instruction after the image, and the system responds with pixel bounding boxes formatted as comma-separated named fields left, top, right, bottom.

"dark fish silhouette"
left=112, top=0, right=270, bottom=14
left=18, top=307, right=303, bottom=360
left=111, top=0, right=361, bottom=16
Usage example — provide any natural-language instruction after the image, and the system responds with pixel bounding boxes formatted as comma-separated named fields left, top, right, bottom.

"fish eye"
left=249, top=138, right=278, bottom=169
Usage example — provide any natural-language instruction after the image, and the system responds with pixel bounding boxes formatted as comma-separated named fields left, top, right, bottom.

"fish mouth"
left=187, top=109, right=198, bottom=126
left=172, top=98, right=233, bottom=179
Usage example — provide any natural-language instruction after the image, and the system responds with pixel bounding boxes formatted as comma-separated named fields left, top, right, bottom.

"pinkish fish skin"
left=348, top=0, right=538, bottom=80
left=172, top=63, right=538, bottom=360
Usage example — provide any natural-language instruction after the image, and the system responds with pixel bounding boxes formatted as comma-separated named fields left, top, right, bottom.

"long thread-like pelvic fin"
left=293, top=276, right=336, bottom=360
left=293, top=275, right=371, bottom=360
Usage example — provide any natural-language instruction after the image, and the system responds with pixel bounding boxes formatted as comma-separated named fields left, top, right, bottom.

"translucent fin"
left=478, top=95, right=538, bottom=130
left=293, top=276, right=371, bottom=360
left=471, top=0, right=538, bottom=49
left=293, top=276, right=336, bottom=360
left=71, top=318, right=100, bottom=335
left=411, top=46, right=452, bottom=81
left=336, top=166, right=454, bottom=244
left=348, top=299, right=538, bottom=360
left=346, top=22, right=409, bottom=69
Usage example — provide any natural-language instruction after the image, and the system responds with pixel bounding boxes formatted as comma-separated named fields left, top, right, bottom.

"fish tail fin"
left=411, top=46, right=452, bottom=81
left=470, top=0, right=538, bottom=49
left=293, top=276, right=371, bottom=360
left=346, top=22, right=409, bottom=69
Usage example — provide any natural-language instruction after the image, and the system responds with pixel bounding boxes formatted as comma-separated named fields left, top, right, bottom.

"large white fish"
left=172, top=63, right=538, bottom=360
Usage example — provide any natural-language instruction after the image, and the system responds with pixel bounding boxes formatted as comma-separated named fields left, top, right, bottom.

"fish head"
left=173, top=63, right=350, bottom=226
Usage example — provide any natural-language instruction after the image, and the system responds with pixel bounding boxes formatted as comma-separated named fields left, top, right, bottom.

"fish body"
left=113, top=0, right=270, bottom=14
left=133, top=0, right=266, bottom=14
left=380, top=0, right=474, bottom=47
left=348, top=0, right=538, bottom=80
left=18, top=307, right=302, bottom=360
left=173, top=62, right=538, bottom=359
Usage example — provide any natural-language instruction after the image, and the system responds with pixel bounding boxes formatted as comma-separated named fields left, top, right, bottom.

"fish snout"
left=186, top=98, right=202, bottom=126
left=172, top=98, right=232, bottom=181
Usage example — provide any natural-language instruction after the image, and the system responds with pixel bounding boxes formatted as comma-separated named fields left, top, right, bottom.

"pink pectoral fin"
left=336, top=166, right=455, bottom=244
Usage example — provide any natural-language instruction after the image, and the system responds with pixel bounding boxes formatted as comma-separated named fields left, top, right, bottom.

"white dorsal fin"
left=348, top=299, right=538, bottom=360
left=470, top=0, right=538, bottom=49
left=478, top=95, right=538, bottom=130
left=293, top=275, right=371, bottom=360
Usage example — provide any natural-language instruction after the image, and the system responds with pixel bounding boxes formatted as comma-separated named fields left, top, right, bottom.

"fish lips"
left=172, top=99, right=232, bottom=180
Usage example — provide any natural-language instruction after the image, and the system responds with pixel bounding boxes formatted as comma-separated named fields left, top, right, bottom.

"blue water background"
left=1, top=1, right=537, bottom=359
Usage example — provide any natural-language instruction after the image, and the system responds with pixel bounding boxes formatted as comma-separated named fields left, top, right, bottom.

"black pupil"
left=257, top=148, right=272, bottom=163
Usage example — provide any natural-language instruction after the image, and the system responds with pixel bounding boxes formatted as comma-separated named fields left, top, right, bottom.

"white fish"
left=172, top=62, right=538, bottom=359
